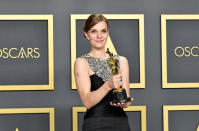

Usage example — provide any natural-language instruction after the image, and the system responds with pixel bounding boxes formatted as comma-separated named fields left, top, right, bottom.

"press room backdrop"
left=0, top=0, right=199, bottom=130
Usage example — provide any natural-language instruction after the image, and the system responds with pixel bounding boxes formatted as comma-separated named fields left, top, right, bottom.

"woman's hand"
left=106, top=74, right=123, bottom=90
left=110, top=98, right=134, bottom=108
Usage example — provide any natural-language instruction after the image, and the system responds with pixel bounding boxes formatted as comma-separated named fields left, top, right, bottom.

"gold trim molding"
left=0, top=108, right=55, bottom=131
left=0, top=15, right=54, bottom=91
left=163, top=105, right=199, bottom=131
left=72, top=106, right=146, bottom=131
left=161, top=14, right=199, bottom=88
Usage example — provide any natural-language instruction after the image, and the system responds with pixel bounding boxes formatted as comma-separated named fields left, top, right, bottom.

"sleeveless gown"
left=82, top=54, right=131, bottom=131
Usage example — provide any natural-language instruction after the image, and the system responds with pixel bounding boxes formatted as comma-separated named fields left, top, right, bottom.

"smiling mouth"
left=96, top=40, right=103, bottom=42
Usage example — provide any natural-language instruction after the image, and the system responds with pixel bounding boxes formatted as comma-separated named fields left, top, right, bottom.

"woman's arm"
left=74, top=57, right=120, bottom=109
left=120, top=56, right=130, bottom=98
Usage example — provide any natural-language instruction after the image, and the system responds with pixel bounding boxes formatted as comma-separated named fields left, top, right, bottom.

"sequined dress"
left=81, top=54, right=131, bottom=131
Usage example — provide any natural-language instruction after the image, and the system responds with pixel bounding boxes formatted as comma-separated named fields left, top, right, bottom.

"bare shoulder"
left=119, top=56, right=129, bottom=71
left=119, top=56, right=128, bottom=63
left=75, top=57, right=87, bottom=64
left=74, top=57, right=88, bottom=69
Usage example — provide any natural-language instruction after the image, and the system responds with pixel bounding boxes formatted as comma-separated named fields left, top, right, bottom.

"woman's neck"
left=88, top=48, right=109, bottom=59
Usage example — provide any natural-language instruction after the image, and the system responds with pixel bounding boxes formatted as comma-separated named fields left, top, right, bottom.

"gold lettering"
left=0, top=47, right=40, bottom=59
left=9, top=48, right=17, bottom=58
left=174, top=46, right=199, bottom=57
left=184, top=46, right=191, bottom=57
left=0, top=49, right=2, bottom=57
left=18, top=47, right=28, bottom=58
left=34, top=48, right=40, bottom=58
left=2, top=48, right=9, bottom=58
left=174, top=46, right=184, bottom=57
left=191, top=46, right=199, bottom=57
left=27, top=48, right=33, bottom=58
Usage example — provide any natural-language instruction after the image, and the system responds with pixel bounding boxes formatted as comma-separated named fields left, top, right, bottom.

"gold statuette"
left=107, top=48, right=130, bottom=103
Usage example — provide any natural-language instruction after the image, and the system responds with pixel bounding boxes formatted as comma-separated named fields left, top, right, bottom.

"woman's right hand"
left=106, top=74, right=122, bottom=90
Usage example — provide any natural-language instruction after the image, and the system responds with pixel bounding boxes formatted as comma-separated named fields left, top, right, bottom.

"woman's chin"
left=94, top=45, right=106, bottom=50
left=91, top=43, right=106, bottom=49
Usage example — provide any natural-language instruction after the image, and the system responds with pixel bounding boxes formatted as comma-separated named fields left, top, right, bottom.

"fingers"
left=110, top=102, right=128, bottom=108
left=110, top=98, right=134, bottom=108
left=118, top=102, right=126, bottom=108
left=113, top=80, right=122, bottom=88
left=113, top=74, right=122, bottom=88
left=113, top=74, right=122, bottom=79
left=107, top=74, right=123, bottom=89
left=124, top=98, right=134, bottom=107
left=110, top=102, right=117, bottom=106
left=130, top=98, right=134, bottom=102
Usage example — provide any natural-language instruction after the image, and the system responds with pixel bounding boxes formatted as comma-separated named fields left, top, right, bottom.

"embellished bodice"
left=81, top=54, right=120, bottom=82
left=80, top=54, right=126, bottom=119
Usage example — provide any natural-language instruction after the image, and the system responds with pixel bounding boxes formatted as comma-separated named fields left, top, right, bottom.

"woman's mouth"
left=96, top=40, right=104, bottom=43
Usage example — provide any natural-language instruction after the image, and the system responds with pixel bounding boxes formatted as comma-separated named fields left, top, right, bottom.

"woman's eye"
left=91, top=30, right=96, bottom=33
left=102, top=30, right=107, bottom=33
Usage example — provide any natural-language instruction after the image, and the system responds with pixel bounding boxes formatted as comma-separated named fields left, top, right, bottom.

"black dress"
left=82, top=54, right=131, bottom=131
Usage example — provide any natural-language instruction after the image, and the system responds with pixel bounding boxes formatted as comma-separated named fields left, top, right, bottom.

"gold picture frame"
left=0, top=15, right=54, bottom=91
left=72, top=106, right=146, bottom=131
left=161, top=14, right=199, bottom=88
left=163, top=105, right=199, bottom=131
left=71, top=14, right=145, bottom=89
left=0, top=108, right=55, bottom=131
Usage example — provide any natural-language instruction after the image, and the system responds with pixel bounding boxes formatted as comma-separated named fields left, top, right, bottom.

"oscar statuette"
left=106, top=48, right=131, bottom=104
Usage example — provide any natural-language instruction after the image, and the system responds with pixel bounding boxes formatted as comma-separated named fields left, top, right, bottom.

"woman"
left=74, top=14, right=133, bottom=131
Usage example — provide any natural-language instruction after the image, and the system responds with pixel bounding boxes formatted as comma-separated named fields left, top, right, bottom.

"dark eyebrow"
left=90, top=29, right=96, bottom=31
left=90, top=28, right=107, bottom=31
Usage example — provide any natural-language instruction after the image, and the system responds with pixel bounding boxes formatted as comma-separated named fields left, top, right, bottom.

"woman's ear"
left=84, top=32, right=89, bottom=39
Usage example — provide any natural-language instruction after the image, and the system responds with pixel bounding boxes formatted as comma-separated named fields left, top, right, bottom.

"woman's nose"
left=96, top=32, right=102, bottom=38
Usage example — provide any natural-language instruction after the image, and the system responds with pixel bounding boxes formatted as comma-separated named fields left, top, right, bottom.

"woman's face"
left=84, top=21, right=109, bottom=49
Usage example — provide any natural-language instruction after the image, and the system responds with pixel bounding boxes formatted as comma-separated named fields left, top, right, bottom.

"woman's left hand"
left=110, top=98, right=134, bottom=108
